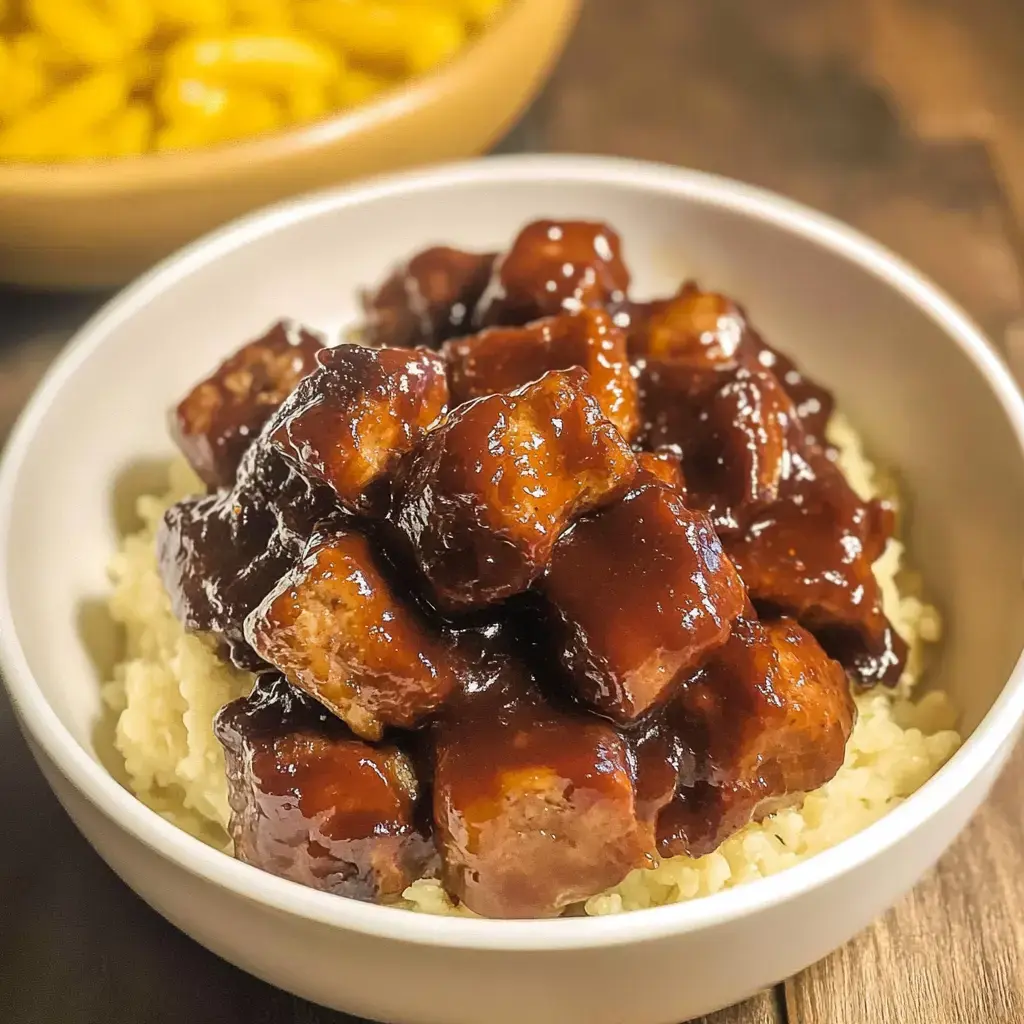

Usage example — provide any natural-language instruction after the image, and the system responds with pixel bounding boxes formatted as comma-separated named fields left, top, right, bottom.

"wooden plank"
left=698, top=991, right=784, bottom=1024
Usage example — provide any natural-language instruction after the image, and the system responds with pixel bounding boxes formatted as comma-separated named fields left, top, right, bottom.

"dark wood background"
left=3, top=1, right=1024, bottom=1021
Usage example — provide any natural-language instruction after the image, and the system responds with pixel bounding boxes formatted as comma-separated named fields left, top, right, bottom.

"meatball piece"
left=392, top=368, right=638, bottom=613
left=630, top=284, right=748, bottom=369
left=245, top=523, right=460, bottom=740
left=640, top=362, right=802, bottom=533
left=724, top=448, right=906, bottom=685
left=630, top=283, right=835, bottom=445
left=158, top=441, right=337, bottom=668
left=475, top=220, right=630, bottom=327
left=432, top=666, right=653, bottom=918
left=542, top=477, right=746, bottom=723
left=636, top=445, right=687, bottom=495
left=443, top=308, right=640, bottom=439
left=268, top=344, right=449, bottom=517
left=215, top=675, right=437, bottom=902
left=361, top=245, right=497, bottom=349
left=171, top=319, right=324, bottom=489
left=658, top=617, right=855, bottom=856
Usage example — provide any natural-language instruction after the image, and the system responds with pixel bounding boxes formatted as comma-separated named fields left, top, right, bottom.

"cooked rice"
left=101, top=413, right=961, bottom=914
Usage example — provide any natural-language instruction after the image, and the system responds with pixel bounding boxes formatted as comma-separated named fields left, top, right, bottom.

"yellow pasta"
left=154, top=0, right=231, bottom=34
left=285, top=80, right=330, bottom=122
left=0, top=66, right=128, bottom=158
left=164, top=31, right=343, bottom=91
left=297, top=1, right=465, bottom=73
left=27, top=0, right=154, bottom=65
left=156, top=83, right=283, bottom=150
left=9, top=32, right=81, bottom=77
left=0, top=0, right=507, bottom=162
left=394, top=0, right=506, bottom=27
left=0, top=46, right=48, bottom=123
left=231, top=0, right=294, bottom=30
left=335, top=66, right=390, bottom=108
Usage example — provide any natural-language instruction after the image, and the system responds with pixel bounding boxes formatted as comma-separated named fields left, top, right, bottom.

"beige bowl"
left=0, top=0, right=579, bottom=290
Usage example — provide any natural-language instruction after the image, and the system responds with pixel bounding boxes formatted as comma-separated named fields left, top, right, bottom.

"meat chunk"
left=432, top=664, right=652, bottom=918
left=724, top=448, right=906, bottom=685
left=629, top=284, right=749, bottom=370
left=361, top=246, right=496, bottom=349
left=171, top=319, right=325, bottom=489
left=542, top=477, right=746, bottom=722
left=657, top=617, right=855, bottom=856
left=443, top=307, right=639, bottom=438
left=630, top=283, right=835, bottom=445
left=392, top=367, right=638, bottom=613
left=639, top=362, right=802, bottom=533
left=245, top=524, right=460, bottom=740
left=636, top=445, right=687, bottom=495
left=475, top=220, right=631, bottom=327
left=268, top=344, right=449, bottom=516
left=158, top=441, right=337, bottom=668
left=215, top=675, right=437, bottom=902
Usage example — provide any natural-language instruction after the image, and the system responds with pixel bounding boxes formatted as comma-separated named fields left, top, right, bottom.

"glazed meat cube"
left=432, top=667, right=653, bottom=918
left=171, top=319, right=324, bottom=489
left=542, top=477, right=746, bottom=722
left=640, top=363, right=802, bottom=533
left=393, top=367, right=638, bottom=613
left=215, top=675, right=437, bottom=902
left=245, top=523, right=459, bottom=740
left=475, top=220, right=631, bottom=327
left=631, top=283, right=835, bottom=445
left=159, top=441, right=337, bottom=668
left=724, top=447, right=906, bottom=685
left=636, top=445, right=687, bottom=495
left=443, top=308, right=640, bottom=438
left=268, top=344, right=449, bottom=516
left=362, top=246, right=496, bottom=349
left=630, top=284, right=749, bottom=370
left=658, top=617, right=855, bottom=856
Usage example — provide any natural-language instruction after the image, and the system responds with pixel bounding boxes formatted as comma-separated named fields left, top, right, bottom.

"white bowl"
left=2, top=155, right=1024, bottom=1024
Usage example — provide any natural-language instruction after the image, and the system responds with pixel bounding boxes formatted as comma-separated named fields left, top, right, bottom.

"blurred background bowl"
left=0, top=0, right=579, bottom=291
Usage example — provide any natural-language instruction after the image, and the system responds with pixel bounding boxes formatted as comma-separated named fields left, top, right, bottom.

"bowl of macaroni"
left=0, top=0, right=579, bottom=288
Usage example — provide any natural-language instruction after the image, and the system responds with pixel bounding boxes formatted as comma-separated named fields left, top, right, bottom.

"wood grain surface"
left=2, top=1, right=1024, bottom=1022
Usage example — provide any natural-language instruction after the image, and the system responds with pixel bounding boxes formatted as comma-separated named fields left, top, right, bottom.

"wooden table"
left=3, top=2, right=1024, bottom=1021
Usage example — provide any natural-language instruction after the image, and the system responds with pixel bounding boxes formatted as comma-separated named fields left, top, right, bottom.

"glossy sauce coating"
left=656, top=617, right=855, bottom=856
left=629, top=283, right=835, bottom=445
left=639, top=361, right=802, bottom=533
left=442, top=307, right=640, bottom=439
left=171, top=318, right=324, bottom=489
left=245, top=524, right=459, bottom=740
left=724, top=448, right=906, bottom=685
left=215, top=675, right=436, bottom=903
left=268, top=343, right=449, bottom=517
left=392, top=367, right=638, bottom=613
left=158, top=439, right=337, bottom=668
left=431, top=653, right=654, bottom=919
left=475, top=220, right=631, bottom=327
left=362, top=246, right=497, bottom=350
left=636, top=445, right=687, bottom=495
left=543, top=477, right=747, bottom=722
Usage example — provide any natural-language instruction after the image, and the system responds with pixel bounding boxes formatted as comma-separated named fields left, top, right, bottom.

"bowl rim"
left=2, top=153, right=1024, bottom=952
left=0, top=0, right=569, bottom=195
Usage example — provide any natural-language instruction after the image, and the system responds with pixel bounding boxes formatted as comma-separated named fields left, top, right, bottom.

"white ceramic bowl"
left=2, top=155, right=1024, bottom=1024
